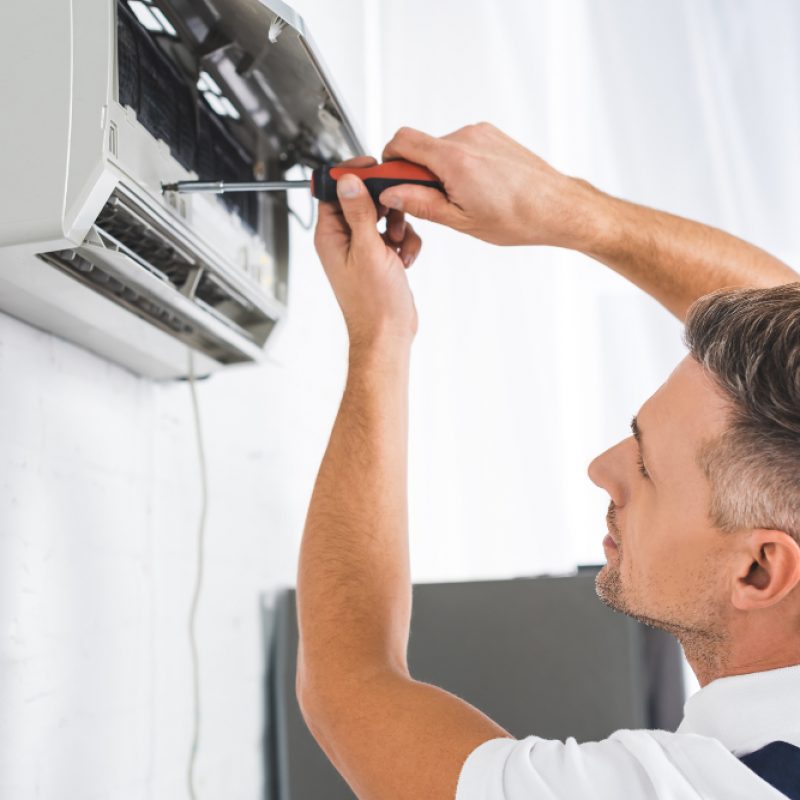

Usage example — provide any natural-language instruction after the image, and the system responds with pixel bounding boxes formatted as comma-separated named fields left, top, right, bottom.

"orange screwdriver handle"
left=311, top=161, right=444, bottom=205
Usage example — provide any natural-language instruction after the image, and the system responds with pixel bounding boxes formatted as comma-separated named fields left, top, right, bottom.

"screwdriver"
left=161, top=160, right=444, bottom=206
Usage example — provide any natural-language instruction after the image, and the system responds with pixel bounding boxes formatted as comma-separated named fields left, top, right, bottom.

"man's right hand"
left=380, top=123, right=602, bottom=248
left=382, top=122, right=797, bottom=320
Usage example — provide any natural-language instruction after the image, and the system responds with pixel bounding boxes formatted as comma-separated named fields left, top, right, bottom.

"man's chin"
left=595, top=565, right=695, bottom=639
left=594, top=563, right=626, bottom=613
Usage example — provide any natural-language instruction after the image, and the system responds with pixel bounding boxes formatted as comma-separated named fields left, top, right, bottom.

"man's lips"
left=603, top=534, right=618, bottom=551
left=605, top=503, right=620, bottom=550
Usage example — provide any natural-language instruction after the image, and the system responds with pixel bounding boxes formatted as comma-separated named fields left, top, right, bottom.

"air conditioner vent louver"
left=96, top=197, right=195, bottom=287
left=39, top=189, right=281, bottom=365
left=42, top=249, right=194, bottom=335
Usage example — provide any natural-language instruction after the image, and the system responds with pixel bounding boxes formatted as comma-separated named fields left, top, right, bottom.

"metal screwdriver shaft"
left=161, top=179, right=312, bottom=194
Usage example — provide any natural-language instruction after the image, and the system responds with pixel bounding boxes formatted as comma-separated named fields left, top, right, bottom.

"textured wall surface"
left=0, top=245, right=348, bottom=799
left=0, top=4, right=362, bottom=798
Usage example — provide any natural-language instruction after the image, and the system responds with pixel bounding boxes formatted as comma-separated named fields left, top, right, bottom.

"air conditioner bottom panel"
left=0, top=248, right=222, bottom=380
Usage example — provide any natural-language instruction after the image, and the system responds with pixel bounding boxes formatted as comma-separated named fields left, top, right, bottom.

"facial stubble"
left=594, top=502, right=728, bottom=677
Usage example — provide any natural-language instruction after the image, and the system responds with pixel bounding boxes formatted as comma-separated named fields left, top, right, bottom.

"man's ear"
left=731, top=529, right=800, bottom=610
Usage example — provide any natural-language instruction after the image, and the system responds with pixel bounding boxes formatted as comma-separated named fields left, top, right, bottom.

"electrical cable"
left=181, top=162, right=310, bottom=796
left=288, top=166, right=316, bottom=231
left=187, top=351, right=209, bottom=800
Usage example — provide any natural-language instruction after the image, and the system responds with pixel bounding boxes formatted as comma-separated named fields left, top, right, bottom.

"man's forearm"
left=575, top=182, right=799, bottom=320
left=380, top=124, right=797, bottom=314
left=297, top=337, right=413, bottom=706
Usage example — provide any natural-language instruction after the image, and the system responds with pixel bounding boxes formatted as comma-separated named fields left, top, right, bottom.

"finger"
left=315, top=199, right=347, bottom=238
left=441, top=121, right=498, bottom=144
left=314, top=200, right=349, bottom=254
left=382, top=223, right=421, bottom=266
left=398, top=223, right=422, bottom=268
left=379, top=185, right=459, bottom=228
left=336, top=155, right=378, bottom=169
left=382, top=127, right=445, bottom=168
left=337, top=174, right=379, bottom=249
left=387, top=209, right=406, bottom=243
left=441, top=124, right=477, bottom=142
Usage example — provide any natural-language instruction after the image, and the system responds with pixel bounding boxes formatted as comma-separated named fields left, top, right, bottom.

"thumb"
left=379, top=185, right=458, bottom=228
left=337, top=174, right=379, bottom=248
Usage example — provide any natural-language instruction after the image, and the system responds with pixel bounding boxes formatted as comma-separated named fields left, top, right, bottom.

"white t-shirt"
left=456, top=665, right=800, bottom=799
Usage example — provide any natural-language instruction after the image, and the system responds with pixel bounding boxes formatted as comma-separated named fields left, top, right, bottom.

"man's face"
left=588, top=357, right=735, bottom=649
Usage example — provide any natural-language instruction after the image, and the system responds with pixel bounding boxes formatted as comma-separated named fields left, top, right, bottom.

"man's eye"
left=636, top=452, right=650, bottom=479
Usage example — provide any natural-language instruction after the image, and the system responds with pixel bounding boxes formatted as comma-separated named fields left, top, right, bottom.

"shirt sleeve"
left=455, top=734, right=657, bottom=800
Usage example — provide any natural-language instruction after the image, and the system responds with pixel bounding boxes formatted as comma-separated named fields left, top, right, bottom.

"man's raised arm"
left=296, top=159, right=509, bottom=800
left=380, top=124, right=798, bottom=320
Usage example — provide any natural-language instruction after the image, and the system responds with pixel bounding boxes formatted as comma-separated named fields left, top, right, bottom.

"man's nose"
left=588, top=439, right=630, bottom=505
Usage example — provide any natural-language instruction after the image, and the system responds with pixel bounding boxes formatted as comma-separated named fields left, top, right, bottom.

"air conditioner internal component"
left=0, top=0, right=362, bottom=379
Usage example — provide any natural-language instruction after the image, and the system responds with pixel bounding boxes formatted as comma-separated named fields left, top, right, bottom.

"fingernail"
left=382, top=194, right=403, bottom=211
left=338, top=175, right=360, bottom=199
left=403, top=253, right=414, bottom=267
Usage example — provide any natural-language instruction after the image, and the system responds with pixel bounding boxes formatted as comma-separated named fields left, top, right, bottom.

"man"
left=295, top=123, right=800, bottom=799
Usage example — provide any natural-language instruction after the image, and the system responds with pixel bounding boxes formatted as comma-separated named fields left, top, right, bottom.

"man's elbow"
left=296, top=666, right=323, bottom=728
left=296, top=661, right=406, bottom=742
left=295, top=663, right=354, bottom=746
left=296, top=668, right=334, bottom=750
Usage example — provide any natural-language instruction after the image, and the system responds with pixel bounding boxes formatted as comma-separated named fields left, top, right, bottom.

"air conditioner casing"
left=0, top=0, right=362, bottom=378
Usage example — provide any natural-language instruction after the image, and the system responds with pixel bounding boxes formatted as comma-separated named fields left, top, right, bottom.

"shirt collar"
left=677, top=665, right=800, bottom=756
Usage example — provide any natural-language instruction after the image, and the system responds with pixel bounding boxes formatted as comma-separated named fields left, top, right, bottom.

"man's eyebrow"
left=630, top=415, right=642, bottom=445
left=631, top=415, right=654, bottom=476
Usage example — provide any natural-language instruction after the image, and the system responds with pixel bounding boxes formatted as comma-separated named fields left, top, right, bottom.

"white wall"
left=2, top=1, right=799, bottom=798
left=0, top=3, right=362, bottom=798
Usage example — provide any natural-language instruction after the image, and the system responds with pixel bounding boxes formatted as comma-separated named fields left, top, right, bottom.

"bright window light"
left=203, top=92, right=227, bottom=117
left=128, top=0, right=162, bottom=32
left=150, top=7, right=177, bottom=37
left=220, top=97, right=241, bottom=120
left=198, top=71, right=239, bottom=120
left=128, top=0, right=177, bottom=37
left=198, top=71, right=223, bottom=96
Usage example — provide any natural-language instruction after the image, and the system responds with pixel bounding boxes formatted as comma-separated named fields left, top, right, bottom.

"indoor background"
left=2, top=0, right=799, bottom=797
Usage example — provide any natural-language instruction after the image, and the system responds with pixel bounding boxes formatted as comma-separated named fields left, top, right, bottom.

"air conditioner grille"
left=38, top=191, right=280, bottom=365
left=97, top=197, right=193, bottom=285
left=42, top=249, right=193, bottom=335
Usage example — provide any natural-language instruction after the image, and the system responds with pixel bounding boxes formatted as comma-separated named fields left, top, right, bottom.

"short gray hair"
left=684, top=283, right=800, bottom=542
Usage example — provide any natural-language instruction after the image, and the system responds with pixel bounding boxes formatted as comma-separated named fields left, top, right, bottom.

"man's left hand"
left=314, top=157, right=422, bottom=349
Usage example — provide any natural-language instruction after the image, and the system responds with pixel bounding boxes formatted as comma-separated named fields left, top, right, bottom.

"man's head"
left=589, top=283, right=800, bottom=683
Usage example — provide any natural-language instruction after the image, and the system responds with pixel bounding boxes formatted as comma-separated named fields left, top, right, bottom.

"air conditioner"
left=0, top=0, right=361, bottom=379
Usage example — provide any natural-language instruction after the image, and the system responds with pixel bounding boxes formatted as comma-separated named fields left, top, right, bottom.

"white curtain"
left=343, top=0, right=800, bottom=581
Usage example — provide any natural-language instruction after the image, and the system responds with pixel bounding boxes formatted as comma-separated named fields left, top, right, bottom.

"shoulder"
left=456, top=732, right=655, bottom=800
left=456, top=730, right=777, bottom=800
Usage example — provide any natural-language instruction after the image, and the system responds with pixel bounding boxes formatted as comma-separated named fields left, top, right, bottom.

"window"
left=127, top=0, right=178, bottom=37
left=197, top=71, right=241, bottom=121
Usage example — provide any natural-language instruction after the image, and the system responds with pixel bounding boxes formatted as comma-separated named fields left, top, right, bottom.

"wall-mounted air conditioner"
left=0, top=0, right=362, bottom=379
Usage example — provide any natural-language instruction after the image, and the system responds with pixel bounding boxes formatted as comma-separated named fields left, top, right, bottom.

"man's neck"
left=686, top=642, right=800, bottom=687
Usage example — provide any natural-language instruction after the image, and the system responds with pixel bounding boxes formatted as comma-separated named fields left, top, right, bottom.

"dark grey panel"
left=263, top=573, right=685, bottom=800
